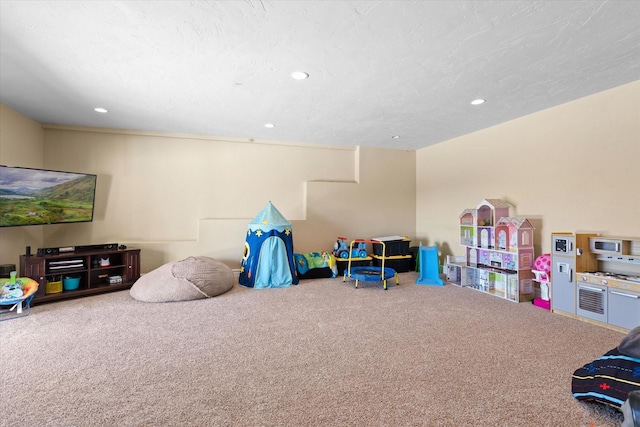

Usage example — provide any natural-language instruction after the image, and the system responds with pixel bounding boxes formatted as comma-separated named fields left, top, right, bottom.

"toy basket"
left=46, top=277, right=63, bottom=294
left=63, top=276, right=81, bottom=291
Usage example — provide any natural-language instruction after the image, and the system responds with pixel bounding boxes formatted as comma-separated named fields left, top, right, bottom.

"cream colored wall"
left=33, top=127, right=416, bottom=273
left=0, top=105, right=45, bottom=268
left=416, top=80, right=640, bottom=261
left=3, top=80, right=637, bottom=274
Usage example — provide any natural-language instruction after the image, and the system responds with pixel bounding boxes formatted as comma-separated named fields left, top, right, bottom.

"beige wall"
left=2, top=80, right=638, bottom=274
left=416, top=80, right=640, bottom=260
left=0, top=105, right=45, bottom=267
left=1, top=117, right=416, bottom=272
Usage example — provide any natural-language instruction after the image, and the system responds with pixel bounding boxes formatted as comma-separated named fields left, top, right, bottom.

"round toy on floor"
left=348, top=266, right=397, bottom=290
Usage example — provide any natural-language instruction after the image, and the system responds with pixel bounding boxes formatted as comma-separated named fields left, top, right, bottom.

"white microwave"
left=589, top=238, right=628, bottom=256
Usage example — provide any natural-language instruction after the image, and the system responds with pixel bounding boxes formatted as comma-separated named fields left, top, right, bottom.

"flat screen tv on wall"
left=0, top=165, right=97, bottom=227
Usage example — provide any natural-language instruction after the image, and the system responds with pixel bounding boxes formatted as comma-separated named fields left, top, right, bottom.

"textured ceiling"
left=1, top=1, right=639, bottom=150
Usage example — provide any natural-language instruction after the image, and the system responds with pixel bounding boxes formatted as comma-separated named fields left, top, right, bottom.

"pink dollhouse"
left=475, top=199, right=510, bottom=248
left=455, top=198, right=536, bottom=302
left=495, top=216, right=535, bottom=270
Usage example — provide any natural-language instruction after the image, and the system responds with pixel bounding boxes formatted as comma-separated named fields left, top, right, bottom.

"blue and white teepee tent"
left=239, top=202, right=299, bottom=289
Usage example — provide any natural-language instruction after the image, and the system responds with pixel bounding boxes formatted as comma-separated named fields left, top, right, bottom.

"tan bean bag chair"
left=130, top=256, right=234, bottom=302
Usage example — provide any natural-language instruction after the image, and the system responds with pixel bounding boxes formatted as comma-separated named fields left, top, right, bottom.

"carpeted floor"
left=0, top=272, right=627, bottom=426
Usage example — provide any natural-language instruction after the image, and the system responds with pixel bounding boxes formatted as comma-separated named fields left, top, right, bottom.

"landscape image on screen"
left=0, top=166, right=97, bottom=227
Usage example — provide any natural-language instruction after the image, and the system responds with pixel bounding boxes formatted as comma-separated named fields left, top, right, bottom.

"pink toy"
left=533, top=299, right=551, bottom=310
left=532, top=253, right=551, bottom=282
left=532, top=253, right=552, bottom=307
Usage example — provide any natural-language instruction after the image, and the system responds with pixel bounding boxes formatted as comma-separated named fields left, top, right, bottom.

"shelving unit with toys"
left=457, top=199, right=536, bottom=303
left=20, top=247, right=140, bottom=304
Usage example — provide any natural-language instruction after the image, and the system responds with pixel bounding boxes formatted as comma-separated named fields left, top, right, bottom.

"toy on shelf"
left=333, top=237, right=368, bottom=259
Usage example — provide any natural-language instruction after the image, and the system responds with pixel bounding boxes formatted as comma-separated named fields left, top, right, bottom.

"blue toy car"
left=333, top=237, right=368, bottom=259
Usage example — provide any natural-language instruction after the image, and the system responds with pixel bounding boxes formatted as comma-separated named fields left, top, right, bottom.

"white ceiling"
left=1, top=1, right=639, bottom=151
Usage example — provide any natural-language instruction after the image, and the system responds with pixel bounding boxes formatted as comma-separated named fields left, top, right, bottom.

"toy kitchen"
left=551, top=233, right=640, bottom=332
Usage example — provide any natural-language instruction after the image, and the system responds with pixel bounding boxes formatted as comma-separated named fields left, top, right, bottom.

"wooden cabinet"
left=20, top=248, right=140, bottom=304
left=125, top=250, right=140, bottom=282
left=457, top=199, right=536, bottom=302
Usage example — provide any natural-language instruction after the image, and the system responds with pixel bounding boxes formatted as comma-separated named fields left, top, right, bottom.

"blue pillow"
left=294, top=253, right=309, bottom=275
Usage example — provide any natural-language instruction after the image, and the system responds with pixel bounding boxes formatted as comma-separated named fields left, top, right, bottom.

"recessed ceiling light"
left=264, top=123, right=275, bottom=128
left=470, top=99, right=486, bottom=106
left=291, top=71, right=309, bottom=80
left=94, top=107, right=108, bottom=113
left=391, top=135, right=400, bottom=139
